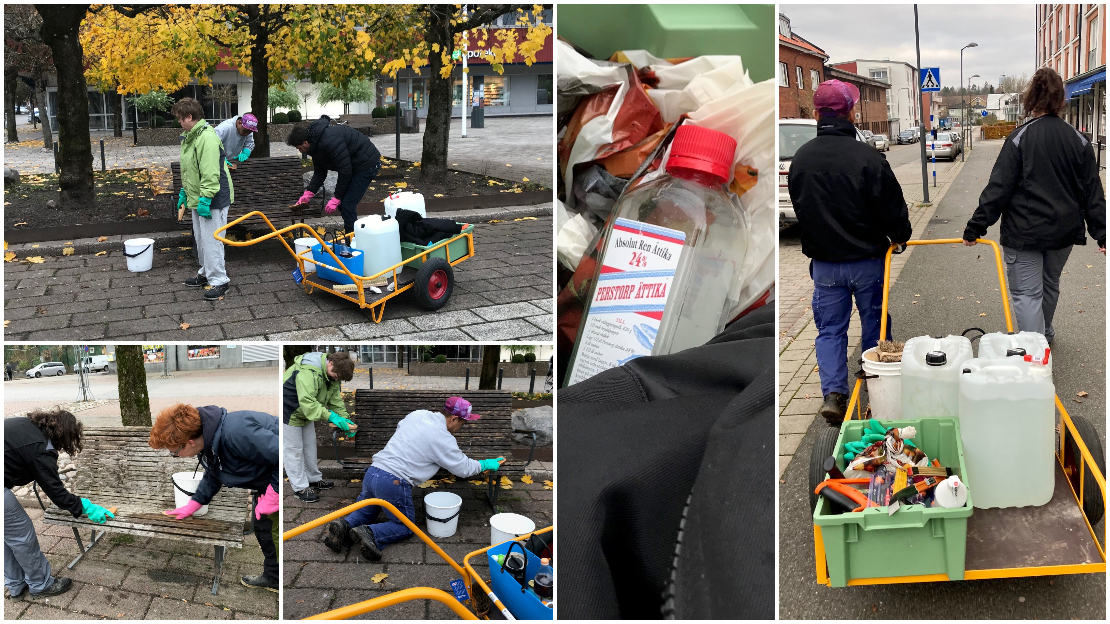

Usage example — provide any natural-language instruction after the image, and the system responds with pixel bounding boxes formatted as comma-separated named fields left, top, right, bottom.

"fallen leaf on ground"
left=979, top=313, right=987, bottom=317
left=371, top=573, right=388, bottom=584
left=180, top=323, right=190, bottom=330
left=416, top=479, right=438, bottom=488
left=434, top=193, right=444, bottom=197
left=520, top=475, right=533, bottom=484
left=522, top=177, right=530, bottom=182
left=62, top=248, right=75, bottom=256
left=13, top=222, right=26, bottom=227
left=3, top=321, right=9, bottom=328
left=25, top=256, right=44, bottom=264
left=1077, top=391, right=1089, bottom=398
left=394, top=182, right=408, bottom=189
left=31, top=244, right=38, bottom=248
left=543, top=480, right=553, bottom=490
left=505, top=163, right=512, bottom=167
left=4, top=252, right=16, bottom=262
left=98, top=236, right=108, bottom=242
left=500, top=476, right=513, bottom=488
left=514, top=217, right=538, bottom=221
left=487, top=219, right=503, bottom=223
left=469, top=479, right=484, bottom=485
left=95, top=251, right=107, bottom=256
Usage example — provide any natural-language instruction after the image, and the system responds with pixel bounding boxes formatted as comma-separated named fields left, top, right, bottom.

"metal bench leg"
left=211, top=545, right=226, bottom=595
left=486, top=474, right=502, bottom=512
left=67, top=527, right=105, bottom=569
left=332, top=430, right=345, bottom=468
left=525, top=432, right=537, bottom=470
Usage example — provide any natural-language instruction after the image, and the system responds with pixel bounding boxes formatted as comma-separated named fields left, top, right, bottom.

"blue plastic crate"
left=486, top=540, right=552, bottom=620
left=311, top=243, right=364, bottom=285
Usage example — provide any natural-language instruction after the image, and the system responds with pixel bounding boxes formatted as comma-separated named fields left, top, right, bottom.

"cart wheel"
left=414, top=257, right=454, bottom=311
left=1064, top=414, right=1105, bottom=525
left=809, top=427, right=842, bottom=512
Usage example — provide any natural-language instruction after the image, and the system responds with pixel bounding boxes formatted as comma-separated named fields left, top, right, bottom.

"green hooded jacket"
left=282, top=352, right=349, bottom=428
left=179, top=119, right=234, bottom=210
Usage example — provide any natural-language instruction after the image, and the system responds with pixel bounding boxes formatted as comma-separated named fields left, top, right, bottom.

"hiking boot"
left=240, top=575, right=278, bottom=593
left=204, top=283, right=230, bottom=300
left=184, top=274, right=208, bottom=288
left=819, top=393, right=848, bottom=427
left=323, top=518, right=352, bottom=553
left=351, top=525, right=382, bottom=562
left=30, top=577, right=71, bottom=598
left=310, top=480, right=334, bottom=491
left=6, top=588, right=24, bottom=601
left=292, top=487, right=319, bottom=503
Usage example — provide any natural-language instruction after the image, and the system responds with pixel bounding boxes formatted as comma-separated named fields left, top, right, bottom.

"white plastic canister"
left=293, top=238, right=317, bottom=272
left=383, top=191, right=427, bottom=218
left=352, top=215, right=402, bottom=284
left=901, top=335, right=974, bottom=419
left=977, top=331, right=1051, bottom=376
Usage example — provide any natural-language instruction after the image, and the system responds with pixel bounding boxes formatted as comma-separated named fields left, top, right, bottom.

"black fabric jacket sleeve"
left=964, top=137, right=1021, bottom=241
left=193, top=461, right=223, bottom=505
left=30, top=444, right=83, bottom=517
left=1080, top=143, right=1107, bottom=247
left=875, top=157, right=912, bottom=244
left=330, top=131, right=354, bottom=199
left=306, top=161, right=328, bottom=196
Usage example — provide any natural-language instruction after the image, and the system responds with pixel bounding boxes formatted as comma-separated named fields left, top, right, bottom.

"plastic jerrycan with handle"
left=901, top=335, right=974, bottom=419
left=384, top=191, right=427, bottom=218
left=977, top=331, right=1052, bottom=377
left=352, top=215, right=402, bottom=283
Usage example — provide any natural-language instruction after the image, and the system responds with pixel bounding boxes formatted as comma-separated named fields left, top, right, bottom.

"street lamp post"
left=960, top=42, right=978, bottom=162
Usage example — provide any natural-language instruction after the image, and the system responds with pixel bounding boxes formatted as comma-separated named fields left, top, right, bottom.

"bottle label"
left=569, top=218, right=686, bottom=385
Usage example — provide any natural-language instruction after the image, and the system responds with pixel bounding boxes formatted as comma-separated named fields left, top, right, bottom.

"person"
left=282, top=351, right=353, bottom=503
left=287, top=116, right=382, bottom=233
left=149, top=403, right=279, bottom=592
left=173, top=97, right=235, bottom=300
left=5, top=362, right=12, bottom=381
left=321, top=397, right=505, bottom=561
left=963, top=67, right=1106, bottom=343
left=213, top=113, right=258, bottom=168
left=788, top=79, right=912, bottom=427
left=5, top=409, right=115, bottom=599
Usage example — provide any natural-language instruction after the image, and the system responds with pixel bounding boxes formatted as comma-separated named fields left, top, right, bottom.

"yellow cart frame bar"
left=812, top=239, right=1107, bottom=585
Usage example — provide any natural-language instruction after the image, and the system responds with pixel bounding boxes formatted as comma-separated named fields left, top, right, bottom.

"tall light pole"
left=960, top=42, right=978, bottom=162
left=967, top=74, right=980, bottom=154
left=915, top=5, right=929, bottom=202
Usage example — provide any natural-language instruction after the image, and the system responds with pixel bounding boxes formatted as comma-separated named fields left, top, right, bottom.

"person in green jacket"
left=172, top=97, right=234, bottom=301
left=282, top=352, right=356, bottom=502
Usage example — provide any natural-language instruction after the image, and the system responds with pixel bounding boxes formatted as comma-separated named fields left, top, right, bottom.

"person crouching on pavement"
left=283, top=351, right=355, bottom=503
left=787, top=79, right=913, bottom=427
left=214, top=112, right=258, bottom=169
left=287, top=115, right=382, bottom=233
left=149, top=403, right=280, bottom=592
left=5, top=410, right=115, bottom=599
left=173, top=97, right=234, bottom=300
left=322, top=397, right=506, bottom=560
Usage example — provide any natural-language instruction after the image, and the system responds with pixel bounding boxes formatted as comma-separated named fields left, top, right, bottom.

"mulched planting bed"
left=311, top=155, right=548, bottom=200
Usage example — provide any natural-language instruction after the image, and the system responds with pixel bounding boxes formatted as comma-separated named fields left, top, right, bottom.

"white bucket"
left=489, top=512, right=535, bottom=546
left=171, top=471, right=209, bottom=516
left=294, top=238, right=317, bottom=272
left=424, top=491, right=463, bottom=538
left=861, top=347, right=902, bottom=420
left=124, top=238, right=154, bottom=272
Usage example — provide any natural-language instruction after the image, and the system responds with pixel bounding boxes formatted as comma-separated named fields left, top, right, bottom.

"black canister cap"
left=926, top=351, right=948, bottom=366
left=1006, top=348, right=1027, bottom=357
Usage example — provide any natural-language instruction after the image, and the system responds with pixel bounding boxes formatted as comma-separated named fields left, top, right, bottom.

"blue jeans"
left=344, top=466, right=416, bottom=547
left=339, top=163, right=381, bottom=233
left=811, top=258, right=890, bottom=396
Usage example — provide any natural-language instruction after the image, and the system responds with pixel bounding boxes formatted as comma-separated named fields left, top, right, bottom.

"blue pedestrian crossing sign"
left=982, top=110, right=989, bottom=117
left=920, top=68, right=941, bottom=92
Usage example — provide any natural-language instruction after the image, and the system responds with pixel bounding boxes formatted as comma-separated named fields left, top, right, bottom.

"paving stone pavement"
left=282, top=476, right=552, bottom=620
left=4, top=216, right=554, bottom=342
left=2, top=504, right=276, bottom=620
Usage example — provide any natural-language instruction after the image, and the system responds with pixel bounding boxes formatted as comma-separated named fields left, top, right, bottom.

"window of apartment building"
left=1090, top=16, right=1101, bottom=71
left=796, top=66, right=804, bottom=90
left=869, top=68, right=888, bottom=83
left=811, top=69, right=820, bottom=90
left=779, top=61, right=789, bottom=87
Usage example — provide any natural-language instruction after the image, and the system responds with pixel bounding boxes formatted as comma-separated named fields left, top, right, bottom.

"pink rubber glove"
left=296, top=190, right=315, bottom=205
left=325, top=197, right=341, bottom=214
left=255, top=484, right=279, bottom=520
left=164, top=499, right=203, bottom=520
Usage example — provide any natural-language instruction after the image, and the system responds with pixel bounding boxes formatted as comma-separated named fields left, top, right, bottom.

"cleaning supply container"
left=861, top=347, right=902, bottom=419
left=124, top=238, right=154, bottom=272
left=352, top=215, right=402, bottom=286
left=487, top=540, right=554, bottom=619
left=384, top=191, right=427, bottom=218
left=959, top=359, right=1055, bottom=508
left=423, top=492, right=462, bottom=538
left=490, top=513, right=535, bottom=546
left=901, top=335, right=973, bottom=419
left=977, top=331, right=1051, bottom=376
left=293, top=238, right=318, bottom=272
left=171, top=471, right=209, bottom=516
left=814, top=417, right=972, bottom=587
left=310, top=244, right=364, bottom=285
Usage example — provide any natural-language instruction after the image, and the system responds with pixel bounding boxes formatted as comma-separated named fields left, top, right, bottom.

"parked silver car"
left=873, top=134, right=890, bottom=151
left=26, top=362, right=66, bottom=378
left=926, top=132, right=958, bottom=161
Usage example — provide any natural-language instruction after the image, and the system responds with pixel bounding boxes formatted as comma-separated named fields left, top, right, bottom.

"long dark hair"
left=27, top=409, right=84, bottom=456
left=1023, top=68, right=1065, bottom=117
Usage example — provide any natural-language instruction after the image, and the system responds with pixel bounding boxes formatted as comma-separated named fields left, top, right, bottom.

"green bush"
left=511, top=354, right=526, bottom=363
left=272, top=112, right=289, bottom=124
left=287, top=109, right=302, bottom=123
left=423, top=353, right=432, bottom=362
left=433, top=354, right=447, bottom=363
left=150, top=116, right=164, bottom=128
left=168, top=119, right=180, bottom=128
left=524, top=352, right=537, bottom=362
left=371, top=106, right=386, bottom=118
left=385, top=105, right=396, bottom=117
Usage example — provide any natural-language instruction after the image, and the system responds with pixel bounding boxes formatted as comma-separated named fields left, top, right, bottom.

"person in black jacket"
left=288, top=116, right=383, bottom=232
left=964, top=68, right=1106, bottom=343
left=788, top=79, right=912, bottom=426
left=5, top=410, right=114, bottom=598
left=148, top=404, right=280, bottom=592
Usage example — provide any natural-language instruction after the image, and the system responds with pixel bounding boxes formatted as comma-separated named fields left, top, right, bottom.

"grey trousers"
left=283, top=422, right=323, bottom=492
left=1003, top=245, right=1073, bottom=341
left=4, top=488, right=53, bottom=596
left=192, top=205, right=230, bottom=287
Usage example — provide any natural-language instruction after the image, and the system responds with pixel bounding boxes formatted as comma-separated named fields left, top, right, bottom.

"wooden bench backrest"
left=170, top=156, right=317, bottom=223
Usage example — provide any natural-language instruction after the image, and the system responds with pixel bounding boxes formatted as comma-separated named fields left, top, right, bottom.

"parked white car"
left=26, top=362, right=66, bottom=378
left=873, top=134, right=890, bottom=151
left=75, top=355, right=110, bottom=373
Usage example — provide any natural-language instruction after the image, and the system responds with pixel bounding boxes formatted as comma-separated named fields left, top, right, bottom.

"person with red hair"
left=149, top=403, right=279, bottom=593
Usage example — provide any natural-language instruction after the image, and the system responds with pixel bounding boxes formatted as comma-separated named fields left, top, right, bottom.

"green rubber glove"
left=197, top=196, right=212, bottom=219
left=80, top=498, right=115, bottom=525
left=479, top=457, right=505, bottom=472
left=328, top=411, right=354, bottom=434
left=177, top=189, right=187, bottom=208
left=237, top=147, right=251, bottom=162
left=861, top=433, right=886, bottom=444
left=869, top=419, right=888, bottom=436
left=225, top=158, right=234, bottom=168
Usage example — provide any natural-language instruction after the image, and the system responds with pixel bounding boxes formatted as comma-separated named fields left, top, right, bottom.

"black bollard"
left=100, top=139, right=106, bottom=171
left=498, top=367, right=504, bottom=390
left=465, top=367, right=470, bottom=390
left=529, top=367, right=536, bottom=394
left=53, top=142, right=59, bottom=174
left=368, top=366, right=373, bottom=390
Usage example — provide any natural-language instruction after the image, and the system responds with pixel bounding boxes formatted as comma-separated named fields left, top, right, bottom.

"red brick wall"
left=779, top=44, right=825, bottom=119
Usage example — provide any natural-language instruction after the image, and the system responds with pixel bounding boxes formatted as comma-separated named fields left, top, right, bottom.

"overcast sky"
left=783, top=4, right=1037, bottom=89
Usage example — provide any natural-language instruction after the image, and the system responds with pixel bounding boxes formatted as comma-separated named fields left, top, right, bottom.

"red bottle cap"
left=665, top=124, right=737, bottom=185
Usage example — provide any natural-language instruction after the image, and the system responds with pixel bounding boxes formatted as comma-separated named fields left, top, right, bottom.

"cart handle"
left=462, top=526, right=554, bottom=620
left=880, top=238, right=1014, bottom=340
left=304, top=587, right=478, bottom=620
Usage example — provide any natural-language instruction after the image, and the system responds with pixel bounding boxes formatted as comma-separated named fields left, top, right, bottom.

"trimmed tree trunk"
left=420, top=13, right=452, bottom=182
left=115, top=346, right=152, bottom=427
left=282, top=345, right=313, bottom=369
left=5, top=71, right=18, bottom=143
left=479, top=345, right=501, bottom=390
left=34, top=77, right=52, bottom=150
left=247, top=9, right=270, bottom=157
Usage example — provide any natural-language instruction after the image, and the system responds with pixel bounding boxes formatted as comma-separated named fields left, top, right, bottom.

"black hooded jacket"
left=4, top=417, right=83, bottom=517
left=394, top=208, right=463, bottom=246
left=191, top=407, right=280, bottom=504
left=304, top=115, right=382, bottom=200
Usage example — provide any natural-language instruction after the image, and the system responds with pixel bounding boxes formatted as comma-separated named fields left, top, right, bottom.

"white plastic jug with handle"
left=384, top=191, right=426, bottom=218
left=901, top=335, right=973, bottom=419
left=977, top=331, right=1051, bottom=376
left=352, top=215, right=402, bottom=285
left=124, top=238, right=154, bottom=272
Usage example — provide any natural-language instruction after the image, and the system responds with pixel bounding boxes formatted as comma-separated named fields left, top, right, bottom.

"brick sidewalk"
left=4, top=216, right=553, bottom=342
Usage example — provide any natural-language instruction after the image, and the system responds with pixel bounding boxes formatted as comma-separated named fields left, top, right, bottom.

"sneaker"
left=6, top=588, right=25, bottom=601
left=29, top=577, right=71, bottom=598
left=184, top=274, right=208, bottom=288
left=204, top=283, right=230, bottom=300
left=240, top=575, right=278, bottom=593
left=819, top=393, right=848, bottom=428
left=322, top=518, right=352, bottom=553
left=292, top=487, right=319, bottom=503
left=310, top=480, right=334, bottom=491
left=351, top=525, right=382, bottom=562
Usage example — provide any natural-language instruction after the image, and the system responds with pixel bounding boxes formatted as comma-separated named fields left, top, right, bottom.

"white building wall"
left=850, top=60, right=919, bottom=135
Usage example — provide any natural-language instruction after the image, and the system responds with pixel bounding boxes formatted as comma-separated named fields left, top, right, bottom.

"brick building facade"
left=824, top=67, right=891, bottom=135
left=779, top=13, right=828, bottom=119
left=1036, top=3, right=1104, bottom=152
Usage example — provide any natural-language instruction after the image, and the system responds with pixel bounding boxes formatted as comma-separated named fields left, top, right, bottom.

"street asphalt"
left=779, top=139, right=1106, bottom=619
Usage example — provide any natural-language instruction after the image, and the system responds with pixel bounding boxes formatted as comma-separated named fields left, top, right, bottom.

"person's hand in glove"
left=328, top=411, right=355, bottom=435
left=164, top=499, right=203, bottom=520
left=237, top=147, right=251, bottom=162
left=81, top=498, right=115, bottom=524
left=177, top=189, right=187, bottom=209
left=255, top=484, right=279, bottom=520
left=294, top=190, right=315, bottom=206
left=324, top=197, right=341, bottom=215
left=479, top=457, right=506, bottom=472
left=197, top=196, right=213, bottom=219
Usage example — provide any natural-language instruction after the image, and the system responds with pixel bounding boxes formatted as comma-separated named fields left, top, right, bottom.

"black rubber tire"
left=413, top=257, right=454, bottom=311
left=1064, top=414, right=1105, bottom=525
left=809, top=426, right=843, bottom=512
left=35, top=372, right=41, bottom=378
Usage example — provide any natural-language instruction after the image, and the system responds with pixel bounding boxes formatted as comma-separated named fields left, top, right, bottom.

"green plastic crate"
left=814, top=418, right=973, bottom=587
left=400, top=224, right=474, bottom=269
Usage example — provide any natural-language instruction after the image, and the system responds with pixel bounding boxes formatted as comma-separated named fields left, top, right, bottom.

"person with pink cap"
left=787, top=79, right=912, bottom=427
left=320, top=396, right=505, bottom=561
left=213, top=113, right=258, bottom=167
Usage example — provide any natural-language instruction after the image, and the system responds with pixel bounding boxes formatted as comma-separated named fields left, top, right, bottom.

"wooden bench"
left=332, top=390, right=522, bottom=510
left=40, top=427, right=252, bottom=595
left=338, top=113, right=420, bottom=135
left=169, top=156, right=326, bottom=226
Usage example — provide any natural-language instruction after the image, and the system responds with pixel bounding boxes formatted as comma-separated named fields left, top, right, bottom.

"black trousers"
left=251, top=492, right=279, bottom=582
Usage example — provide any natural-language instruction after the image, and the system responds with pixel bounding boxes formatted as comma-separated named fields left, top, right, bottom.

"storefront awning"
left=1065, top=69, right=1105, bottom=100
